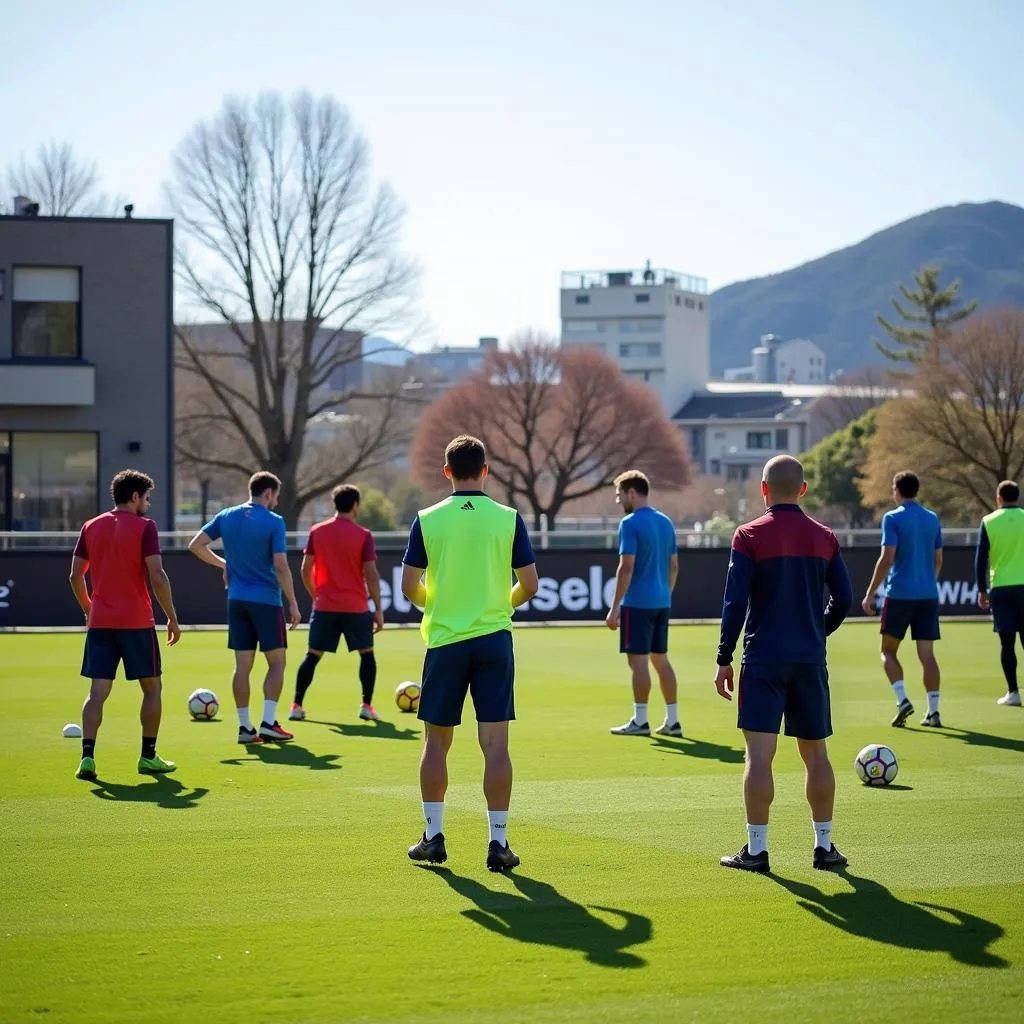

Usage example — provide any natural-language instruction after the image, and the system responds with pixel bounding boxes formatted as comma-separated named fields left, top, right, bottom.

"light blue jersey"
left=202, top=502, right=287, bottom=605
left=882, top=502, right=943, bottom=600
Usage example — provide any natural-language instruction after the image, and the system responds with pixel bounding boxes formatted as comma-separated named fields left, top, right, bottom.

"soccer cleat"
left=238, top=726, right=262, bottom=745
left=359, top=703, right=381, bottom=722
left=259, top=721, right=294, bottom=742
left=720, top=844, right=770, bottom=874
left=75, top=756, right=97, bottom=781
left=891, top=699, right=915, bottom=728
left=654, top=720, right=682, bottom=737
left=610, top=718, right=650, bottom=736
left=813, top=844, right=848, bottom=871
left=920, top=711, right=943, bottom=728
left=288, top=703, right=306, bottom=721
left=486, top=840, right=521, bottom=873
left=408, top=832, right=447, bottom=865
left=138, top=754, right=176, bottom=775
left=997, top=691, right=1022, bottom=706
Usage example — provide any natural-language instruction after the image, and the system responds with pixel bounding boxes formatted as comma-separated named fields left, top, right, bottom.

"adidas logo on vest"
left=460, top=500, right=475, bottom=510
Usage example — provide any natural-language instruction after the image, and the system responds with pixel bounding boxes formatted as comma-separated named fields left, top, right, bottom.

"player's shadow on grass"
left=220, top=741, right=341, bottom=771
left=89, top=776, right=209, bottom=810
left=429, top=868, right=652, bottom=968
left=307, top=719, right=419, bottom=741
left=650, top=735, right=744, bottom=764
left=770, top=870, right=1008, bottom=968
left=919, top=727, right=1024, bottom=755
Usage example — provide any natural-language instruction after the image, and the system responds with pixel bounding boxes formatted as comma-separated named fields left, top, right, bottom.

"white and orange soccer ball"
left=854, top=743, right=898, bottom=786
left=188, top=688, right=219, bottom=720
left=395, top=681, right=421, bottom=713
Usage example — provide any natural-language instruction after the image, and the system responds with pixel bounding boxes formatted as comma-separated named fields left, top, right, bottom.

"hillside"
left=709, top=201, right=1024, bottom=376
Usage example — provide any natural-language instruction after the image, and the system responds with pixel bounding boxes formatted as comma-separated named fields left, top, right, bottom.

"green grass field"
left=1, top=623, right=1022, bottom=1024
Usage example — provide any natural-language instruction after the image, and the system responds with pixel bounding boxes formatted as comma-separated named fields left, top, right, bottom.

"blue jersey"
left=619, top=506, right=677, bottom=609
left=882, top=503, right=943, bottom=600
left=202, top=502, right=287, bottom=606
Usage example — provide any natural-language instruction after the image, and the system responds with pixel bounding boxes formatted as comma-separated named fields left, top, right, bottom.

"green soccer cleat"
left=138, top=754, right=177, bottom=775
left=75, top=756, right=97, bottom=781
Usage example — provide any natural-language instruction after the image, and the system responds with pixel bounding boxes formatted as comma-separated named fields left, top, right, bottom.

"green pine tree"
left=875, top=264, right=976, bottom=363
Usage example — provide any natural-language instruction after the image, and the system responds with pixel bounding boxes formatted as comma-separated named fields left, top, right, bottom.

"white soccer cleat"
left=359, top=703, right=381, bottom=721
left=997, top=691, right=1022, bottom=706
left=654, top=721, right=682, bottom=737
left=288, top=703, right=306, bottom=721
left=610, top=718, right=650, bottom=736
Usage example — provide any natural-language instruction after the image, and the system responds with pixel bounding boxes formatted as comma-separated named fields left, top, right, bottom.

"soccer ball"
left=395, top=681, right=421, bottom=713
left=854, top=743, right=898, bottom=786
left=188, top=688, right=219, bottom=720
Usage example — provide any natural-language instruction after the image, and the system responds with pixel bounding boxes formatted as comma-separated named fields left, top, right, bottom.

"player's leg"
left=611, top=610, right=655, bottom=734
left=228, top=600, right=261, bottom=743
left=121, top=628, right=175, bottom=774
left=258, top=645, right=293, bottom=740
left=915, top=600, right=942, bottom=726
left=77, top=628, right=118, bottom=780
left=650, top=611, right=680, bottom=735
left=880, top=616, right=914, bottom=726
left=991, top=593, right=1022, bottom=705
left=346, top=612, right=379, bottom=720
left=291, top=649, right=322, bottom=720
left=997, top=630, right=1020, bottom=704
left=293, top=609, right=341, bottom=719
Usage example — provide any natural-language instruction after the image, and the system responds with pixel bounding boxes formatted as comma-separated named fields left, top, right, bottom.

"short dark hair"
left=998, top=480, right=1020, bottom=503
left=249, top=471, right=282, bottom=499
left=613, top=470, right=650, bottom=496
left=111, top=469, right=154, bottom=505
left=333, top=484, right=361, bottom=513
left=893, top=471, right=920, bottom=500
left=445, top=435, right=486, bottom=481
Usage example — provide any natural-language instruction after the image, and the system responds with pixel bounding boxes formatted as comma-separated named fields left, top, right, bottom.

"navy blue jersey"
left=717, top=505, right=853, bottom=667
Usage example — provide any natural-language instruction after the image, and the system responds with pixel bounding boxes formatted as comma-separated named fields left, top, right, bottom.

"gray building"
left=0, top=212, right=174, bottom=530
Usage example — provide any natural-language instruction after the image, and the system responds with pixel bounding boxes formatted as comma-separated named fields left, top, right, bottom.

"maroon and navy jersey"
left=717, top=504, right=852, bottom=667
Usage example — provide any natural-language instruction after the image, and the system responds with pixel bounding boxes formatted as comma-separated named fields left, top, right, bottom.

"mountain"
left=709, top=201, right=1024, bottom=376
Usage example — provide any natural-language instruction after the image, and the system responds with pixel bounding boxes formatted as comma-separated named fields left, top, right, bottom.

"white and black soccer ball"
left=188, top=688, right=219, bottom=720
left=854, top=743, right=898, bottom=786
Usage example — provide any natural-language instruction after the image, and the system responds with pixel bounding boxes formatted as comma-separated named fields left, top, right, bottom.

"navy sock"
left=359, top=651, right=377, bottom=705
left=295, top=652, right=321, bottom=705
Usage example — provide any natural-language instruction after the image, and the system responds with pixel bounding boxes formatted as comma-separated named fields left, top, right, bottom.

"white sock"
left=927, top=690, right=940, bottom=715
left=813, top=819, right=833, bottom=851
left=488, top=809, right=508, bottom=845
left=746, top=823, right=768, bottom=856
left=262, top=699, right=277, bottom=726
left=891, top=680, right=907, bottom=705
left=633, top=703, right=648, bottom=726
left=237, top=706, right=252, bottom=730
left=664, top=703, right=679, bottom=727
left=423, top=802, right=444, bottom=839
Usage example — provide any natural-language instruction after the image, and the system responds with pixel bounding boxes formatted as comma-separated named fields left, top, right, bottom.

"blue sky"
left=4, top=0, right=1021, bottom=348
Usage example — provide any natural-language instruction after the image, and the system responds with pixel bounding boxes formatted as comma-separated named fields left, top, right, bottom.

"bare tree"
left=410, top=333, right=692, bottom=528
left=167, top=91, right=420, bottom=527
left=6, top=141, right=124, bottom=216
left=810, top=366, right=894, bottom=437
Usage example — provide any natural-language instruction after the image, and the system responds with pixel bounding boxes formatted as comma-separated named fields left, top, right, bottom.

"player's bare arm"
left=188, top=530, right=227, bottom=571
left=668, top=552, right=679, bottom=593
left=714, top=664, right=735, bottom=701
left=607, top=554, right=634, bottom=629
left=401, top=564, right=427, bottom=609
left=862, top=546, right=895, bottom=615
left=145, top=554, right=181, bottom=646
left=364, top=560, right=385, bottom=631
left=934, top=547, right=943, bottom=578
left=68, top=555, right=91, bottom=626
left=273, top=551, right=301, bottom=628
left=300, top=553, right=317, bottom=600
left=511, top=564, right=539, bottom=608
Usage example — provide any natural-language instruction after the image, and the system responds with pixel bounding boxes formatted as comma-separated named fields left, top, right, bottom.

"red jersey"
left=305, top=516, right=376, bottom=613
left=74, top=511, right=161, bottom=629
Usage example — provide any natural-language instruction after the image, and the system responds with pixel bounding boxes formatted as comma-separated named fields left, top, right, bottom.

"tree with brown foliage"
left=860, top=310, right=1024, bottom=520
left=409, top=334, right=692, bottom=528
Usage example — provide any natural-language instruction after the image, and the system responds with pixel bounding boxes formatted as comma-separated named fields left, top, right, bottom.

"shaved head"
left=763, top=455, right=805, bottom=502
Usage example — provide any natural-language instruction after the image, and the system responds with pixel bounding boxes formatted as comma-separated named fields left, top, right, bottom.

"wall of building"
left=684, top=419, right=807, bottom=478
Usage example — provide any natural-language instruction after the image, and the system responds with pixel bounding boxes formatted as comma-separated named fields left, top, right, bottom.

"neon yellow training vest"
left=416, top=494, right=518, bottom=649
left=983, top=506, right=1024, bottom=589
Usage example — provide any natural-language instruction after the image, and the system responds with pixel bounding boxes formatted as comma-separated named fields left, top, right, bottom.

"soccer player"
left=605, top=470, right=681, bottom=737
left=715, top=455, right=853, bottom=874
left=188, top=471, right=301, bottom=744
left=290, top=484, right=384, bottom=722
left=401, top=435, right=538, bottom=872
left=975, top=480, right=1024, bottom=706
left=861, top=471, right=944, bottom=728
left=69, top=469, right=181, bottom=781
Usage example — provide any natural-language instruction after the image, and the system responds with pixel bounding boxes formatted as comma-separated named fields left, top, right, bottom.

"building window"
left=564, top=320, right=600, bottom=334
left=675, top=295, right=681, bottom=306
left=684, top=298, right=695, bottom=309
left=635, top=293, right=650, bottom=303
left=10, top=432, right=98, bottom=531
left=619, top=342, right=662, bottom=358
left=775, top=428, right=789, bottom=450
left=746, top=431, right=772, bottom=450
left=12, top=267, right=81, bottom=359
left=727, top=464, right=750, bottom=482
left=709, top=459, right=721, bottom=476
left=574, top=294, right=590, bottom=304
left=698, top=301, right=705, bottom=311
left=636, top=320, right=661, bottom=333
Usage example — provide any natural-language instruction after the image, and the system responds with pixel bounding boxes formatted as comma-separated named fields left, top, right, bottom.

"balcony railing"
left=562, top=268, right=708, bottom=295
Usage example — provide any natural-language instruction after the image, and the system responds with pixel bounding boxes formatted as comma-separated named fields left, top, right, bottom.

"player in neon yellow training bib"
left=401, top=435, right=539, bottom=871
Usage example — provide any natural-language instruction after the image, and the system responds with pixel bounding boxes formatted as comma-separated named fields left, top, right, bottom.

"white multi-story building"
left=724, top=334, right=828, bottom=385
left=560, top=265, right=710, bottom=414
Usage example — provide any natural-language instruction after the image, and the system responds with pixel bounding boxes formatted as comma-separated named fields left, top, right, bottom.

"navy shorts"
left=620, top=606, right=670, bottom=655
left=81, top=628, right=161, bottom=681
left=227, top=599, right=287, bottom=652
left=989, top=587, right=1024, bottom=634
left=308, top=610, right=373, bottom=653
left=881, top=598, right=941, bottom=642
left=737, top=662, right=832, bottom=740
left=419, top=630, right=515, bottom=727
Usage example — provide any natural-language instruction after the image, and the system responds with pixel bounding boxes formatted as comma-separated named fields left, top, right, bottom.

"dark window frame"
left=746, top=431, right=773, bottom=450
left=8, top=429, right=100, bottom=531
left=11, top=265, right=83, bottom=361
